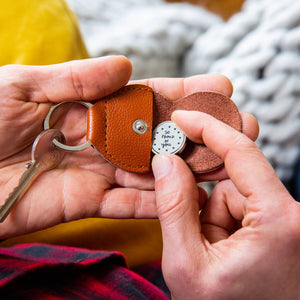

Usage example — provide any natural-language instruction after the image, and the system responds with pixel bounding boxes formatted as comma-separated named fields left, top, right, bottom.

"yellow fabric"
left=0, top=219, right=163, bottom=267
left=0, top=0, right=88, bottom=65
left=0, top=0, right=163, bottom=268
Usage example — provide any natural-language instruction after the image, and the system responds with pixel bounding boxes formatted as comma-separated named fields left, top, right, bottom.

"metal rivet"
left=133, top=120, right=148, bottom=135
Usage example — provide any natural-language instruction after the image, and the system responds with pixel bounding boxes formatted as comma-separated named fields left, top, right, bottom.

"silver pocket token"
left=152, top=121, right=186, bottom=155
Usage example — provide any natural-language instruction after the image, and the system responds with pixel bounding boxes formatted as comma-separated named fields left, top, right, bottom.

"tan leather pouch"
left=87, top=84, right=242, bottom=173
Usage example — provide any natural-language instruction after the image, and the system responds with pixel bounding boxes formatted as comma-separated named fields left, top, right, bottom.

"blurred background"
left=65, top=0, right=300, bottom=199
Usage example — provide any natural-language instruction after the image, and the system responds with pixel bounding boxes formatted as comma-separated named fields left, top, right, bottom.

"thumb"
left=152, top=154, right=207, bottom=267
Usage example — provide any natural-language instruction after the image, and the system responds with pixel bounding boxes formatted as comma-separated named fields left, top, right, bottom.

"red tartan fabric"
left=0, top=244, right=170, bottom=299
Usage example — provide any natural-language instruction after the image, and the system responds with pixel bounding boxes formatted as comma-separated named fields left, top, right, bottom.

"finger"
left=60, top=171, right=157, bottom=220
left=0, top=170, right=157, bottom=239
left=0, top=56, right=132, bottom=103
left=115, top=169, right=155, bottom=190
left=240, top=112, right=259, bottom=142
left=195, top=166, right=228, bottom=183
left=194, top=112, right=260, bottom=182
left=171, top=111, right=290, bottom=202
left=99, top=188, right=157, bottom=218
left=200, top=180, right=244, bottom=243
left=198, top=186, right=209, bottom=209
left=133, top=74, right=233, bottom=99
left=152, top=154, right=207, bottom=267
left=172, top=111, right=259, bottom=146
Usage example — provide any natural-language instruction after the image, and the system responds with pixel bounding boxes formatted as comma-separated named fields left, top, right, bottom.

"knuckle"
left=226, top=133, right=263, bottom=163
left=0, top=65, right=23, bottom=88
left=69, top=64, right=84, bottom=99
left=156, top=190, right=184, bottom=216
left=231, top=132, right=255, bottom=150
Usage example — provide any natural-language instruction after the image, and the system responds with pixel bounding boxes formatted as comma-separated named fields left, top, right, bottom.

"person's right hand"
left=1, top=56, right=256, bottom=240
left=152, top=110, right=300, bottom=299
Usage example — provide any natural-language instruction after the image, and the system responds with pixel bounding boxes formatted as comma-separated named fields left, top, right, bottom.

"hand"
left=0, top=56, right=256, bottom=240
left=152, top=111, right=300, bottom=299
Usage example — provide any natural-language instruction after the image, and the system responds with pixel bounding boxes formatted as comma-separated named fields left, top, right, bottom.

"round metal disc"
left=152, top=121, right=186, bottom=155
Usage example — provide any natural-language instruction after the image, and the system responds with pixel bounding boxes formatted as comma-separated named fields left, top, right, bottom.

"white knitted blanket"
left=66, top=0, right=300, bottom=182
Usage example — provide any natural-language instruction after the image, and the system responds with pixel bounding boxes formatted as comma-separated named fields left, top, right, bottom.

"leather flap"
left=87, top=85, right=153, bottom=173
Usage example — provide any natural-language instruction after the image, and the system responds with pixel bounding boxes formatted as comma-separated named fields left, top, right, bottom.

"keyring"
left=43, top=101, right=93, bottom=152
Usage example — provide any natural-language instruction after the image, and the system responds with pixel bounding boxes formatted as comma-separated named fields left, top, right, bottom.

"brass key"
left=0, top=129, right=65, bottom=222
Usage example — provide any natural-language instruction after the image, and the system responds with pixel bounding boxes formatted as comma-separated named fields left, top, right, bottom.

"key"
left=0, top=129, right=66, bottom=222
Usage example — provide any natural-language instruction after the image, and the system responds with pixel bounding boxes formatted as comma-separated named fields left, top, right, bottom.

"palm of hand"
left=0, top=96, right=157, bottom=238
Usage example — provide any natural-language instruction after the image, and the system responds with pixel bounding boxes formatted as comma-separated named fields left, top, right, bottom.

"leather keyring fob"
left=87, top=84, right=242, bottom=173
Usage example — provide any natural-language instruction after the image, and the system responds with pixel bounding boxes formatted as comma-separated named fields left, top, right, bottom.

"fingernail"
left=152, top=154, right=173, bottom=181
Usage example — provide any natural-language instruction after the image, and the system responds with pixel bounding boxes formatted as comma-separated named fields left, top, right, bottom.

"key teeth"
left=7, top=185, right=21, bottom=199
left=0, top=129, right=65, bottom=223
left=0, top=166, right=35, bottom=222
left=4, top=163, right=36, bottom=203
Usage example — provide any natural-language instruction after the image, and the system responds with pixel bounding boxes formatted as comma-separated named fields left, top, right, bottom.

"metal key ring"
left=43, top=101, right=93, bottom=152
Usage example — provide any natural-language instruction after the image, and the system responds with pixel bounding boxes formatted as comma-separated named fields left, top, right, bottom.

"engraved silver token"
left=152, top=121, right=186, bottom=155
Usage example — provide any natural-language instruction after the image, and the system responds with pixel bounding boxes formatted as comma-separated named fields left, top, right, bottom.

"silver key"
left=0, top=129, right=66, bottom=222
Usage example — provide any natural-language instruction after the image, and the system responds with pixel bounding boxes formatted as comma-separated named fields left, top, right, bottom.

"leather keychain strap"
left=153, top=91, right=242, bottom=173
left=87, top=84, right=242, bottom=173
left=87, top=85, right=153, bottom=173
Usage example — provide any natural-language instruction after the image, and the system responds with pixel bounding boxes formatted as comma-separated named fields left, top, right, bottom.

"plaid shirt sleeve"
left=0, top=243, right=170, bottom=299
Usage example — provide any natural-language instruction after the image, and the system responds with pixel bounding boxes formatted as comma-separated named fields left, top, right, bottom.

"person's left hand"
left=0, top=56, right=258, bottom=239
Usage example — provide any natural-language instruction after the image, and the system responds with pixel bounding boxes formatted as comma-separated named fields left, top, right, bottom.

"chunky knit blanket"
left=66, top=0, right=300, bottom=183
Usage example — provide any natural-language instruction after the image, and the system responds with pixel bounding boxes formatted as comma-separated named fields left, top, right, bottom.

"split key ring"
left=43, top=101, right=93, bottom=152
